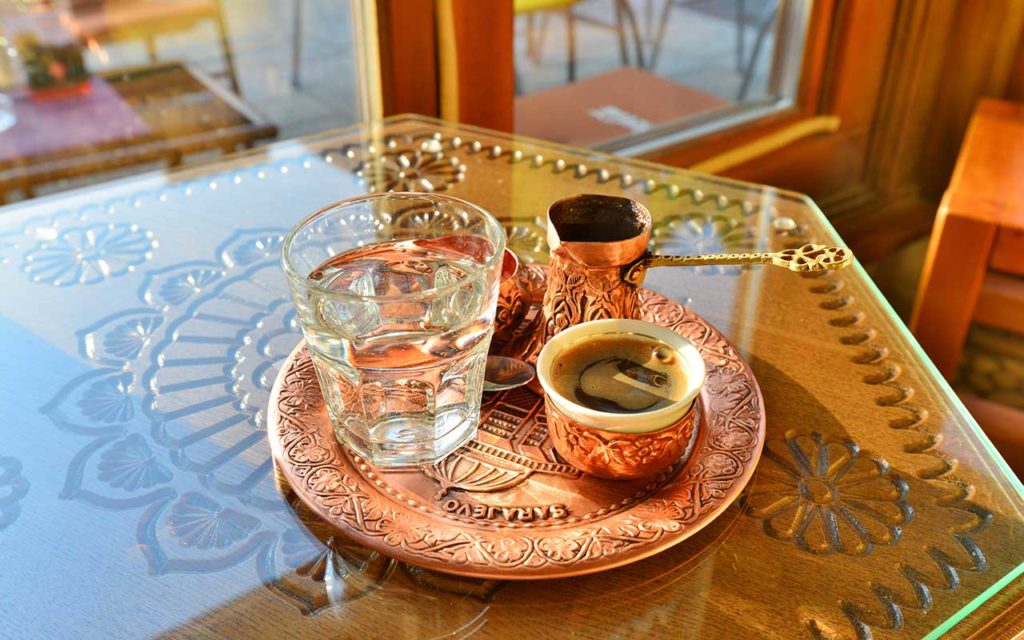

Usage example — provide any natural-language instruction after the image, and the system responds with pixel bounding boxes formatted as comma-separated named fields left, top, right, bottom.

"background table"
left=0, top=116, right=1022, bottom=639
left=0, top=62, right=277, bottom=202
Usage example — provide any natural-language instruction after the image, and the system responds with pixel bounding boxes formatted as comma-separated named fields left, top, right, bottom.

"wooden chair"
left=68, top=0, right=239, bottom=93
left=911, top=98, right=1024, bottom=473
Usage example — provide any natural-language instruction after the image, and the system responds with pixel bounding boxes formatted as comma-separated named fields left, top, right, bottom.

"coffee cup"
left=536, top=319, right=705, bottom=479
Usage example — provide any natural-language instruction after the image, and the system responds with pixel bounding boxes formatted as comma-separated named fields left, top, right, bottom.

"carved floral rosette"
left=268, top=289, right=764, bottom=579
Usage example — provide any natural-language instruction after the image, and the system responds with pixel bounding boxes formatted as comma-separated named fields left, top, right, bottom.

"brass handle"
left=624, top=243, right=853, bottom=285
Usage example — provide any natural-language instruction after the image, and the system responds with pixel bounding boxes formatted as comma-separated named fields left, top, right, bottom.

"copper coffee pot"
left=509, top=194, right=852, bottom=365
left=539, top=194, right=653, bottom=342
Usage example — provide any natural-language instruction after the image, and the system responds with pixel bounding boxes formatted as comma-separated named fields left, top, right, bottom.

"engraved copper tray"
left=268, top=286, right=765, bottom=580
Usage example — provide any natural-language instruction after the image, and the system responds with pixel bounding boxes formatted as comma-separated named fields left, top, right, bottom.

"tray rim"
left=268, top=299, right=766, bottom=580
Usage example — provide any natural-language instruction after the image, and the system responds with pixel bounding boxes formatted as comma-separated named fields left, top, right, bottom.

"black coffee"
left=551, top=333, right=687, bottom=414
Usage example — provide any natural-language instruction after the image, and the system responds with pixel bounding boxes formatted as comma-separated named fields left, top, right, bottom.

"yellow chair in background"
left=514, top=0, right=643, bottom=84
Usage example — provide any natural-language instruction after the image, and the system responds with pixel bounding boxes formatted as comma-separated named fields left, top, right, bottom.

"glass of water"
left=281, top=193, right=507, bottom=467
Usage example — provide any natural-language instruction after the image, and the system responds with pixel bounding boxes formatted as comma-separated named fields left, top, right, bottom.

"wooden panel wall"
left=377, top=0, right=513, bottom=131
left=377, top=0, right=439, bottom=117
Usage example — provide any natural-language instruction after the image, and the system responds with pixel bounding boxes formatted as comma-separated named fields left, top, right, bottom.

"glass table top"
left=0, top=115, right=1021, bottom=639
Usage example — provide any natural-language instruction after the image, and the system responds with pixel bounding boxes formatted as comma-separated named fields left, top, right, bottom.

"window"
left=512, top=0, right=813, bottom=153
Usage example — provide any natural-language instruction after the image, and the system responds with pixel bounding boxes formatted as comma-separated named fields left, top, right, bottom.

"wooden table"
left=514, top=66, right=727, bottom=147
left=0, top=62, right=277, bottom=202
left=0, top=116, right=1021, bottom=639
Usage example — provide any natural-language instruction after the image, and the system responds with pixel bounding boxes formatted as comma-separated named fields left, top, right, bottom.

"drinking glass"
left=281, top=193, right=507, bottom=466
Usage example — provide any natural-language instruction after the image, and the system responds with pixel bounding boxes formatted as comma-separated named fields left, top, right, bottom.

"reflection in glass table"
left=0, top=116, right=1021, bottom=639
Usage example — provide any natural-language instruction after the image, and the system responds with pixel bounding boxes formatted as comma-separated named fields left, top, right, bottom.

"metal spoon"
left=483, top=355, right=535, bottom=392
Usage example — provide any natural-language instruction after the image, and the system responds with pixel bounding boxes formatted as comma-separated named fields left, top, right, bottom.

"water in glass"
left=299, top=236, right=496, bottom=466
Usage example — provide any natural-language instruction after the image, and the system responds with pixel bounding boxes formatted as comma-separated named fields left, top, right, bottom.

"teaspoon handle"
left=642, top=252, right=775, bottom=268
left=624, top=243, right=853, bottom=285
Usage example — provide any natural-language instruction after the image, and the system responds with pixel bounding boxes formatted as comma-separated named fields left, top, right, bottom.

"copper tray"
left=268, top=286, right=765, bottom=580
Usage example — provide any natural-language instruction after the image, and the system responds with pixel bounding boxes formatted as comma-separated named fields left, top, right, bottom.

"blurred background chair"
left=647, top=0, right=777, bottom=100
left=291, top=0, right=302, bottom=87
left=911, top=98, right=1024, bottom=474
left=514, top=0, right=735, bottom=147
left=514, top=0, right=644, bottom=85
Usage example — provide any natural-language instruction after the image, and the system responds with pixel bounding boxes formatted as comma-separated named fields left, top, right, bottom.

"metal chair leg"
left=291, top=0, right=303, bottom=88
left=527, top=12, right=552, bottom=64
left=536, top=13, right=551, bottom=61
left=618, top=0, right=645, bottom=68
left=525, top=13, right=537, bottom=62
left=737, top=5, right=775, bottom=100
left=735, top=0, right=746, bottom=74
left=614, top=0, right=629, bottom=65
left=647, top=0, right=674, bottom=71
left=213, top=0, right=240, bottom=94
left=566, top=7, right=577, bottom=82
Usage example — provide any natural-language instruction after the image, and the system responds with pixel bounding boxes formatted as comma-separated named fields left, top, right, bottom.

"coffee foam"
left=550, top=334, right=687, bottom=414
